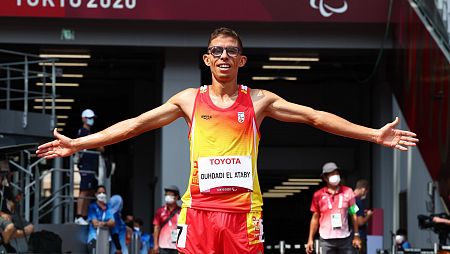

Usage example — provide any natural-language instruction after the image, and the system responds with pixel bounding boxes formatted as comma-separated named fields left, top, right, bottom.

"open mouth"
left=218, top=64, right=231, bottom=70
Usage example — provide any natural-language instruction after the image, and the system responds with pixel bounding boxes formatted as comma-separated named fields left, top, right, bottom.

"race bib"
left=331, top=213, right=343, bottom=229
left=198, top=155, right=253, bottom=194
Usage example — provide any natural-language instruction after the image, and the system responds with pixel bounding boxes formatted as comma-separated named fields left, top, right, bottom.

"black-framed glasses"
left=208, top=46, right=241, bottom=57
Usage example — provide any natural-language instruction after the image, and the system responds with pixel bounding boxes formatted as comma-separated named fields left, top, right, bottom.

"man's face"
left=203, top=35, right=247, bottom=83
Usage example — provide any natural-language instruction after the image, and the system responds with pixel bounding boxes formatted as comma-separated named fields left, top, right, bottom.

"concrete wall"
left=158, top=48, right=200, bottom=207
left=372, top=80, right=445, bottom=249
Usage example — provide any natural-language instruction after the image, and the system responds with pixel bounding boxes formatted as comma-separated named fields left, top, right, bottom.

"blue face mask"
left=86, top=118, right=94, bottom=126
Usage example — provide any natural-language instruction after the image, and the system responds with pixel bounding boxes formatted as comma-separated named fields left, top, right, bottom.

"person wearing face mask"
left=133, top=218, right=154, bottom=254
left=395, top=229, right=411, bottom=250
left=75, top=109, right=105, bottom=225
left=353, top=179, right=373, bottom=254
left=108, top=195, right=128, bottom=254
left=152, top=185, right=180, bottom=254
left=87, top=185, right=115, bottom=253
left=306, top=162, right=362, bottom=254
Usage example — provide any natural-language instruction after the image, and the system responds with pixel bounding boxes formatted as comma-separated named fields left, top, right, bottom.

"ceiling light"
left=262, top=65, right=310, bottom=70
left=57, top=128, right=64, bottom=132
left=37, top=73, right=84, bottom=78
left=288, top=178, right=322, bottom=182
left=269, top=57, right=319, bottom=62
left=36, top=82, right=79, bottom=87
left=57, top=122, right=66, bottom=126
left=57, top=115, right=68, bottom=119
left=252, top=76, right=297, bottom=81
left=268, top=189, right=301, bottom=193
left=282, top=181, right=320, bottom=186
left=62, top=74, right=83, bottom=78
left=39, top=62, right=88, bottom=67
left=34, top=99, right=75, bottom=103
left=33, top=106, right=72, bottom=110
left=40, top=54, right=91, bottom=59
left=252, top=76, right=275, bottom=81
left=274, top=186, right=310, bottom=190
left=262, top=193, right=292, bottom=198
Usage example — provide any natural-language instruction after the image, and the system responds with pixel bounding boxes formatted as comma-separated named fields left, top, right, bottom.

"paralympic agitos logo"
left=309, top=0, right=348, bottom=17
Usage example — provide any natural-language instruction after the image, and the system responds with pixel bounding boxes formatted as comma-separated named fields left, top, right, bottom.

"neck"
left=83, top=123, right=91, bottom=130
left=327, top=184, right=339, bottom=193
left=210, top=80, right=239, bottom=97
left=166, top=203, right=177, bottom=210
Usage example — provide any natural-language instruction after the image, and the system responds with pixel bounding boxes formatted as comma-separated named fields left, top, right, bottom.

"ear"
left=203, top=54, right=211, bottom=66
left=238, top=55, right=247, bottom=67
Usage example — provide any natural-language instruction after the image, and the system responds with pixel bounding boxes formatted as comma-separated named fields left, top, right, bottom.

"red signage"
left=0, top=0, right=389, bottom=22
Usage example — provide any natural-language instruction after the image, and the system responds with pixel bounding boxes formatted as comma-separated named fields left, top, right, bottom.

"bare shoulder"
left=250, top=88, right=279, bottom=104
left=168, top=88, right=197, bottom=107
left=250, top=88, right=282, bottom=123
left=170, top=88, right=198, bottom=102
left=168, top=87, right=198, bottom=121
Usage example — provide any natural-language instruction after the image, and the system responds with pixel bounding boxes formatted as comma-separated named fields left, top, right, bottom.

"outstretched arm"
left=36, top=89, right=195, bottom=159
left=257, top=90, right=418, bottom=150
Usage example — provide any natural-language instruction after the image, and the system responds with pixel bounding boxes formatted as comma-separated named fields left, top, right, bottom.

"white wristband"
left=354, top=233, right=360, bottom=236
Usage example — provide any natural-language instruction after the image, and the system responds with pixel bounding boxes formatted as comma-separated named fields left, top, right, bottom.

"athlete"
left=36, top=27, right=418, bottom=254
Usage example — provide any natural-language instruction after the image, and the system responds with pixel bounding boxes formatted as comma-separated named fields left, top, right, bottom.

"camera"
left=418, top=213, right=450, bottom=245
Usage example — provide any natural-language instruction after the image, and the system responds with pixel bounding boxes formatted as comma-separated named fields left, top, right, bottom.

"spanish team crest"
left=237, top=112, right=245, bottom=123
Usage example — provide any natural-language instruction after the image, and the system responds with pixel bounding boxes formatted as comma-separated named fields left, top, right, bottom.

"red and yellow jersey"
left=181, top=85, right=262, bottom=213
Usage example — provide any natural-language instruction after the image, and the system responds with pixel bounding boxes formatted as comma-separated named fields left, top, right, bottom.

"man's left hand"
left=352, top=236, right=362, bottom=250
left=376, top=117, right=418, bottom=151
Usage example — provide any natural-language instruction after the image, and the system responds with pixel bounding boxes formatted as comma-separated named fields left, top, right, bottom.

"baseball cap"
left=164, top=185, right=180, bottom=196
left=322, top=162, right=339, bottom=175
left=81, top=109, right=96, bottom=118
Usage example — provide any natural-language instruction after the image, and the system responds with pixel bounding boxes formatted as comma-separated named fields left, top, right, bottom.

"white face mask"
left=328, top=175, right=341, bottom=186
left=96, top=193, right=107, bottom=203
left=165, top=195, right=176, bottom=204
left=395, top=235, right=405, bottom=244
left=86, top=118, right=94, bottom=126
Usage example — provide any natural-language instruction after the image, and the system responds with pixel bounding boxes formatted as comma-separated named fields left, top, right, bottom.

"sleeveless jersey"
left=181, top=85, right=262, bottom=213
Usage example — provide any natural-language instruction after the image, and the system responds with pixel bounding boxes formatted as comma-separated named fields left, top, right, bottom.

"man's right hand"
left=0, top=212, right=12, bottom=221
left=153, top=245, right=159, bottom=254
left=36, top=129, right=78, bottom=159
left=305, top=240, right=314, bottom=254
left=365, top=209, right=374, bottom=218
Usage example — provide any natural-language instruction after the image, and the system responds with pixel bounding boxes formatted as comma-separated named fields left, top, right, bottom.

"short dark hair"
left=355, top=179, right=369, bottom=190
left=96, top=185, right=106, bottom=192
left=134, top=218, right=144, bottom=227
left=208, top=27, right=243, bottom=50
left=396, top=228, right=407, bottom=236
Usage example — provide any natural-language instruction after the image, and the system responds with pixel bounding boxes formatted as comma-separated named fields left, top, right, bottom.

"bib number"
left=198, top=156, right=253, bottom=194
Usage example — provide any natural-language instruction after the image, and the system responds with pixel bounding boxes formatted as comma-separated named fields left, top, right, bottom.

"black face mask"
left=125, top=221, right=134, bottom=228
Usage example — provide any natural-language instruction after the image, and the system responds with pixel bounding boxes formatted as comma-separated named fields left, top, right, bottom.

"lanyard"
left=327, top=194, right=343, bottom=210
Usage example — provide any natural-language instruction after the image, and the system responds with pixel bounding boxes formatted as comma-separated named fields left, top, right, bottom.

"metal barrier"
left=94, top=227, right=110, bottom=254
left=7, top=149, right=111, bottom=225
left=266, top=240, right=305, bottom=254
left=130, top=230, right=140, bottom=254
left=0, top=48, right=57, bottom=130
